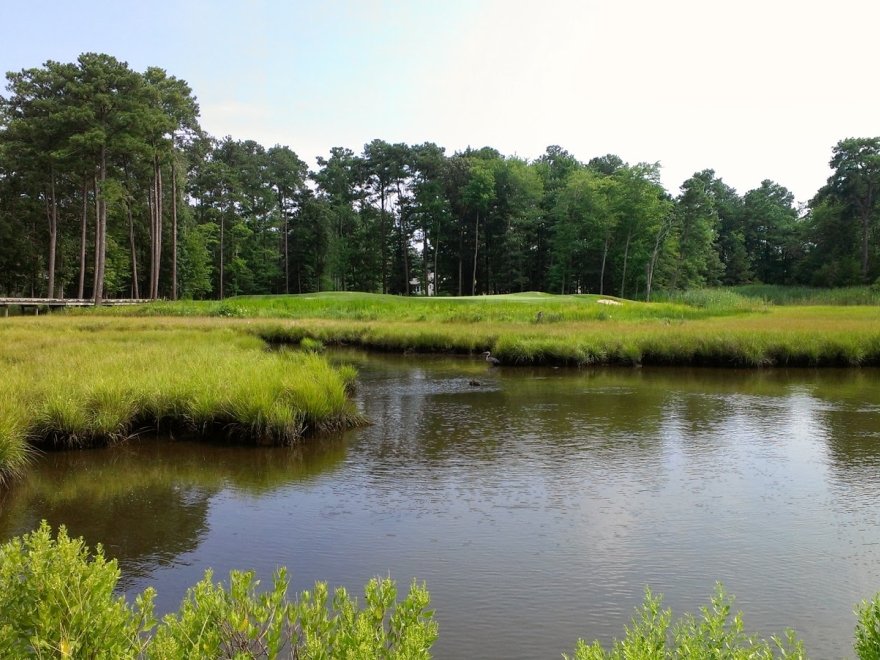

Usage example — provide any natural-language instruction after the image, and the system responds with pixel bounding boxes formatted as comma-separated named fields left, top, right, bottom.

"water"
left=2, top=352, right=880, bottom=658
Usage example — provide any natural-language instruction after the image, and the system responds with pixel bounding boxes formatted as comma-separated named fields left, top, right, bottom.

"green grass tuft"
left=0, top=317, right=365, bottom=482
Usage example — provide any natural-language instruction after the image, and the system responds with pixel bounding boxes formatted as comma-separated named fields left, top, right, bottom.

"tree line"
left=2, top=54, right=879, bottom=301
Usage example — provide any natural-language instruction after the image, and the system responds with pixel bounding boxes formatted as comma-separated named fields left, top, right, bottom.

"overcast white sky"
left=4, top=0, right=879, bottom=203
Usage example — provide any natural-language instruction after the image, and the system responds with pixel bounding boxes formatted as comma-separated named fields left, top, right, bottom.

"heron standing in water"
left=482, top=351, right=501, bottom=366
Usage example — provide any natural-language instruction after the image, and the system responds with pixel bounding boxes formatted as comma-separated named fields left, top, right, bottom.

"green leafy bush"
left=565, top=585, right=805, bottom=659
left=153, top=570, right=437, bottom=659
left=0, top=523, right=437, bottom=659
left=856, top=593, right=880, bottom=660
left=0, top=522, right=154, bottom=658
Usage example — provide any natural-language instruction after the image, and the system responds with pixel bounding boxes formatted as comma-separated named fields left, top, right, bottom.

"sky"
left=3, top=0, right=879, bottom=204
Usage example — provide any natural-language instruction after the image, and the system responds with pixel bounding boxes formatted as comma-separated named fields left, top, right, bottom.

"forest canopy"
left=1, top=54, right=879, bottom=300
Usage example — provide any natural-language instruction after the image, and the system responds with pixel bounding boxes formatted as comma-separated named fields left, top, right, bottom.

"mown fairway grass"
left=0, top=316, right=363, bottom=484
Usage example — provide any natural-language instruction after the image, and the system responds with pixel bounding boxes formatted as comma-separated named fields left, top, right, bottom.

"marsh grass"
left=732, top=284, right=880, bottom=306
left=651, top=288, right=761, bottom=311
left=58, top=291, right=880, bottom=368
left=86, top=291, right=735, bottom=323
left=0, top=317, right=363, bottom=482
left=244, top=304, right=880, bottom=368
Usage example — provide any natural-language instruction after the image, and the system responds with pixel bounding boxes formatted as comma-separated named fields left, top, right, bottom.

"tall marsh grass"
left=732, top=284, right=880, bottom=306
left=651, top=288, right=761, bottom=312
left=245, top=305, right=880, bottom=368
left=0, top=317, right=363, bottom=483
left=55, top=290, right=880, bottom=369
left=86, top=291, right=740, bottom=323
left=656, top=285, right=880, bottom=307
left=21, top=289, right=880, bottom=377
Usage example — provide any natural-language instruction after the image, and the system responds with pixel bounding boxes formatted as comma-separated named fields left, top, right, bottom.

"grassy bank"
left=0, top=317, right=363, bottom=484
left=74, top=290, right=880, bottom=368
left=242, top=306, right=880, bottom=367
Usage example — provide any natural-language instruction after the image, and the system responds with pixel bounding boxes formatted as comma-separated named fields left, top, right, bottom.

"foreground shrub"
left=0, top=523, right=437, bottom=659
left=0, top=522, right=154, bottom=658
left=565, top=585, right=805, bottom=659
left=152, top=570, right=437, bottom=659
left=856, top=593, right=880, bottom=660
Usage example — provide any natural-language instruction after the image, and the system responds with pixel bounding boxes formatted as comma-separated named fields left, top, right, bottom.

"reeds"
left=0, top=317, right=364, bottom=483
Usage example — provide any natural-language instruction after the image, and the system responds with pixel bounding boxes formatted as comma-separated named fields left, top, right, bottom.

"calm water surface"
left=2, top=353, right=880, bottom=658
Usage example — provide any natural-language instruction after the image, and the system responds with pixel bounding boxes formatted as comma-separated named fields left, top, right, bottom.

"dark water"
left=2, top=353, right=880, bottom=659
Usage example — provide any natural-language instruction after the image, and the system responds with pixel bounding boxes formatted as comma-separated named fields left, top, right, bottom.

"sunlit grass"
left=0, top=317, right=363, bottom=483
left=85, top=291, right=750, bottom=323
left=0, top=394, right=33, bottom=485
left=59, top=292, right=880, bottom=369
left=245, top=304, right=880, bottom=367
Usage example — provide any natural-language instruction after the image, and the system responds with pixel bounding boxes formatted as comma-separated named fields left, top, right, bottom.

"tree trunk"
left=94, top=149, right=107, bottom=306
left=402, top=223, right=410, bottom=295
left=219, top=214, right=225, bottom=299
left=672, top=216, right=689, bottom=291
left=646, top=216, right=671, bottom=302
left=599, top=236, right=609, bottom=295
left=380, top=187, right=387, bottom=294
left=78, top=180, right=88, bottom=299
left=46, top=168, right=58, bottom=298
left=92, top=177, right=99, bottom=301
left=150, top=156, right=163, bottom=299
left=433, top=220, right=440, bottom=296
left=471, top=212, right=479, bottom=296
left=148, top=186, right=156, bottom=298
left=396, top=181, right=410, bottom=296
left=422, top=223, right=430, bottom=296
left=29, top=212, right=37, bottom=297
left=619, top=230, right=632, bottom=299
left=457, top=229, right=463, bottom=296
left=156, top=158, right=163, bottom=298
left=282, top=194, right=289, bottom=294
left=171, top=158, right=178, bottom=300
left=127, top=201, right=140, bottom=299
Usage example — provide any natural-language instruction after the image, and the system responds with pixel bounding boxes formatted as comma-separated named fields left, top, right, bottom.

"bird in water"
left=468, top=379, right=482, bottom=387
left=482, top=351, right=501, bottom=366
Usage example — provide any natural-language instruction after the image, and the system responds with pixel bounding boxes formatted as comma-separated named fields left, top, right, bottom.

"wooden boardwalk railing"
left=0, top=298, right=151, bottom=316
